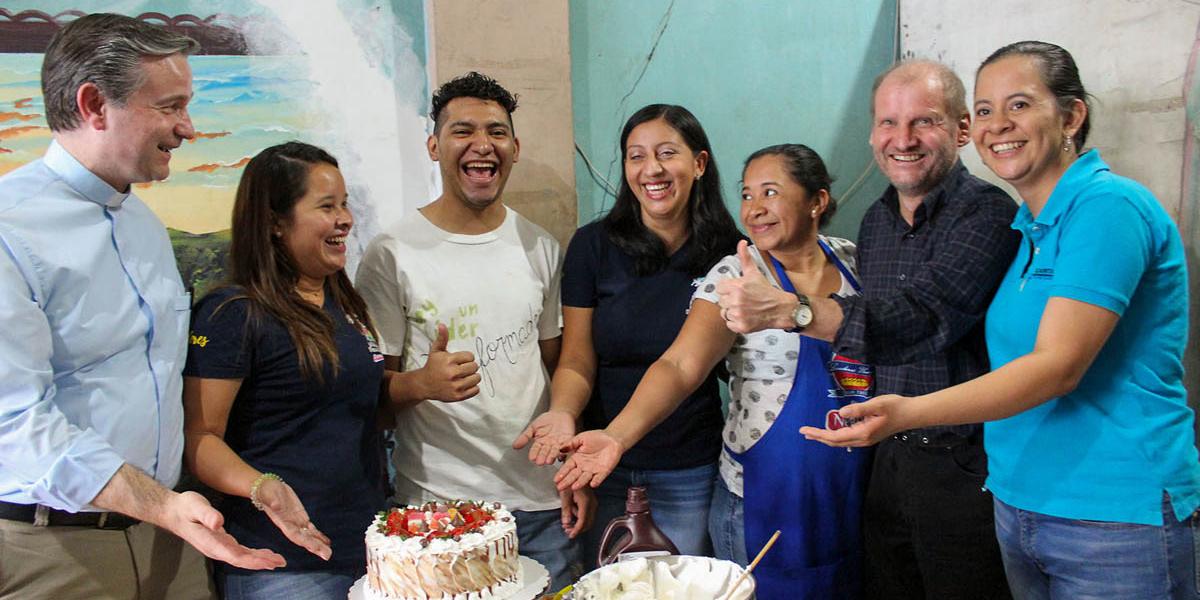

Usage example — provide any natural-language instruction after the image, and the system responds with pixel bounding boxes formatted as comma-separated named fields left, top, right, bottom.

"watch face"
left=794, top=303, right=814, bottom=328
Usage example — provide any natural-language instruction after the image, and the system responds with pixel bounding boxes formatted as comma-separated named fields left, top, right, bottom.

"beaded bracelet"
left=249, top=472, right=283, bottom=511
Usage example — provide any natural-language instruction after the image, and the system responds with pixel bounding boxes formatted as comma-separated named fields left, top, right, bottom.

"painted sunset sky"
left=0, top=53, right=318, bottom=233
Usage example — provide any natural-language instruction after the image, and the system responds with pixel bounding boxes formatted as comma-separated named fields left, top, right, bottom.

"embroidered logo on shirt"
left=1029, top=267, right=1054, bottom=280
left=825, top=353, right=873, bottom=430
left=347, top=315, right=385, bottom=363
left=189, top=333, right=209, bottom=348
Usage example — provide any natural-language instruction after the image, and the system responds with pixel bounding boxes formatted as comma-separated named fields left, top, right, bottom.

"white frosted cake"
left=364, top=500, right=521, bottom=600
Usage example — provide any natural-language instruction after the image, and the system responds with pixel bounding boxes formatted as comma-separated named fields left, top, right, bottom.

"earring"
left=695, top=173, right=702, bottom=180
left=1062, top=135, right=1073, bottom=153
left=811, top=209, right=818, bottom=218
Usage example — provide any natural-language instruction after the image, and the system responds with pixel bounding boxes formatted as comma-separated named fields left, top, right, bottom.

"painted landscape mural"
left=0, top=2, right=430, bottom=296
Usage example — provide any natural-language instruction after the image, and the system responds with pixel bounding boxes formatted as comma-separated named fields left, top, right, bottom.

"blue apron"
left=729, top=240, right=872, bottom=599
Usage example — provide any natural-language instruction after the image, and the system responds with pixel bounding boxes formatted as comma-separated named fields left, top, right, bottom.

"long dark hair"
left=978, top=41, right=1091, bottom=151
left=744, top=144, right=838, bottom=228
left=224, top=141, right=374, bottom=382
left=602, top=104, right=741, bottom=276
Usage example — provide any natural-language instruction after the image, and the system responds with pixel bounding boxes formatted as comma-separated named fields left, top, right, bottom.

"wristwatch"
left=789, top=293, right=813, bottom=332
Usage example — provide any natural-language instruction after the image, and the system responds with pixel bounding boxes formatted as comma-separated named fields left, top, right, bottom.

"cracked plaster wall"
left=569, top=0, right=898, bottom=241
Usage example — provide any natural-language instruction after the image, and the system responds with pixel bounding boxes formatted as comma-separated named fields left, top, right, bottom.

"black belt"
left=891, top=428, right=980, bottom=450
left=0, top=500, right=140, bottom=530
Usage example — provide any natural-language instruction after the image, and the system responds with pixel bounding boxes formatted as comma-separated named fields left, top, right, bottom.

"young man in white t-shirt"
left=356, top=72, right=590, bottom=591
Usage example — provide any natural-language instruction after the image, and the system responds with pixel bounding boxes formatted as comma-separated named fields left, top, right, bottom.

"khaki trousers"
left=0, top=518, right=215, bottom=600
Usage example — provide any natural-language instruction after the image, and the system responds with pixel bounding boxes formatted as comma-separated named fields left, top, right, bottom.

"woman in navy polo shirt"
left=803, top=42, right=1200, bottom=598
left=514, top=104, right=741, bottom=562
left=183, top=142, right=389, bottom=599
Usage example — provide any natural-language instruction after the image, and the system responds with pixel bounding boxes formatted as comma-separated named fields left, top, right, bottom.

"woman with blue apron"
left=730, top=240, right=872, bottom=599
left=550, top=145, right=873, bottom=597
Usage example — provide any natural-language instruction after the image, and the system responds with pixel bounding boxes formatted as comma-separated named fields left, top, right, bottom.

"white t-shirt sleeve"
left=538, top=236, right=563, bottom=340
left=356, top=235, right=409, bottom=358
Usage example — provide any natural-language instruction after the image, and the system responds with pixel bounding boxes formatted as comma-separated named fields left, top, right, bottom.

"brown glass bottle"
left=596, top=486, right=680, bottom=567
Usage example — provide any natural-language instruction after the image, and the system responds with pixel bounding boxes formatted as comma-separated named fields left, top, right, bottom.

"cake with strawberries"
left=364, top=500, right=521, bottom=600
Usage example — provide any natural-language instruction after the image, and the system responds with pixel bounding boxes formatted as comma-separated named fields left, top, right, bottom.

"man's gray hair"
left=870, top=59, right=968, bottom=121
left=42, top=13, right=199, bottom=132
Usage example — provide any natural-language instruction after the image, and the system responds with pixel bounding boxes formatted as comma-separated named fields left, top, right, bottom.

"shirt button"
left=921, top=436, right=930, bottom=444
left=1032, top=225, right=1040, bottom=231
left=1034, top=247, right=1040, bottom=254
left=900, top=434, right=909, bottom=441
left=898, top=274, right=907, bottom=281
left=904, top=233, right=915, bottom=239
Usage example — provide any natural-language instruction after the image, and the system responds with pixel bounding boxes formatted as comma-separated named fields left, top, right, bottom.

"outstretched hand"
left=422, top=322, right=481, bottom=402
left=256, top=477, right=332, bottom=560
left=554, top=430, right=624, bottom=491
left=716, top=240, right=797, bottom=334
left=164, top=491, right=286, bottom=570
left=799, top=394, right=906, bottom=447
left=513, top=410, right=576, bottom=465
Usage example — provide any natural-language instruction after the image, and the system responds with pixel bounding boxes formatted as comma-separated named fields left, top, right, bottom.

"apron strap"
left=766, top=238, right=861, bottom=296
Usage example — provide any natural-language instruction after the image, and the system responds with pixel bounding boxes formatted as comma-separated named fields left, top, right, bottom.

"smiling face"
left=972, top=54, right=1084, bottom=204
left=740, top=154, right=826, bottom=254
left=427, top=97, right=519, bottom=211
left=869, top=72, right=968, bottom=204
left=623, top=118, right=708, bottom=226
left=278, top=162, right=352, bottom=289
left=99, top=53, right=195, bottom=191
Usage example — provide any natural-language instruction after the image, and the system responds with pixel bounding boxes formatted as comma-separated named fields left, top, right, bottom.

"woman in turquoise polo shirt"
left=802, top=41, right=1200, bottom=599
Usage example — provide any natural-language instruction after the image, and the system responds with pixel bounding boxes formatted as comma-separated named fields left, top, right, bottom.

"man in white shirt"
left=357, top=71, right=589, bottom=591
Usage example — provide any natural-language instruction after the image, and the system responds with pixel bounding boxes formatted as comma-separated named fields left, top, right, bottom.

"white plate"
left=348, top=556, right=550, bottom=600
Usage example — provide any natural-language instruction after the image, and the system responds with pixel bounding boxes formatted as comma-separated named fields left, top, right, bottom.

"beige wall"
left=427, top=0, right=578, bottom=247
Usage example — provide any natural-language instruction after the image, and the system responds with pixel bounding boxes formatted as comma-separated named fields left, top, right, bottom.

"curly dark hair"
left=430, top=71, right=519, bottom=133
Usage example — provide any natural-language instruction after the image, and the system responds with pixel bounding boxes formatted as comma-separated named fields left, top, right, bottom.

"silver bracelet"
left=249, top=472, right=282, bottom=511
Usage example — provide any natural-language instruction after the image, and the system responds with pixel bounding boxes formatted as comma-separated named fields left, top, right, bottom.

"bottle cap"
left=625, top=486, right=650, bottom=513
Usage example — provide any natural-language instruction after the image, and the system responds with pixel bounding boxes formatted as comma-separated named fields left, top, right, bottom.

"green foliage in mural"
left=170, top=228, right=231, bottom=300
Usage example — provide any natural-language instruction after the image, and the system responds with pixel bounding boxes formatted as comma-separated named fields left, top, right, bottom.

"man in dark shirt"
left=718, top=60, right=1018, bottom=599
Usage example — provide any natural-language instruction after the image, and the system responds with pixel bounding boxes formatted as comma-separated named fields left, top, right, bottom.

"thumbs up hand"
left=715, top=240, right=803, bottom=334
left=418, top=322, right=481, bottom=402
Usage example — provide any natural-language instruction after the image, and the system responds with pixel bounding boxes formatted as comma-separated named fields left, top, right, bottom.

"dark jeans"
left=863, top=434, right=1011, bottom=600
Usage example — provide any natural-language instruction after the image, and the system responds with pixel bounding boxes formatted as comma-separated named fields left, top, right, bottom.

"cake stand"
left=348, top=556, right=550, bottom=600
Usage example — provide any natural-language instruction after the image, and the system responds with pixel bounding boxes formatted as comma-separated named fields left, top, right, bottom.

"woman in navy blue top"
left=184, top=143, right=391, bottom=599
left=515, top=105, right=741, bottom=563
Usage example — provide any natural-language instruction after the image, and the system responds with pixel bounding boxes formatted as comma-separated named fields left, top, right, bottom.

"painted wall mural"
left=0, top=2, right=430, bottom=296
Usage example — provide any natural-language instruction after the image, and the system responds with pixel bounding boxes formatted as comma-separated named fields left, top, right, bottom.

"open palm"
left=257, top=478, right=332, bottom=560
left=554, top=430, right=623, bottom=491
